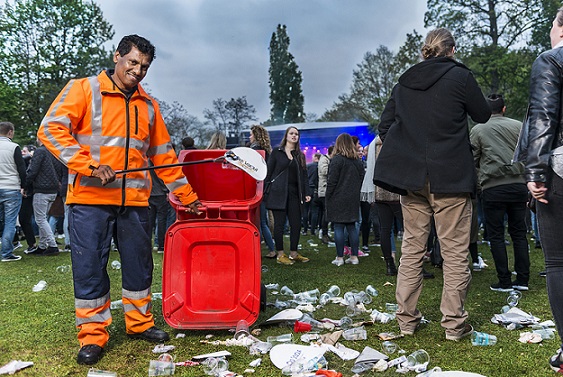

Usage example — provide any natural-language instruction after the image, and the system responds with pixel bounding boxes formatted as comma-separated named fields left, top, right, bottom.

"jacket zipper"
left=122, top=97, right=131, bottom=207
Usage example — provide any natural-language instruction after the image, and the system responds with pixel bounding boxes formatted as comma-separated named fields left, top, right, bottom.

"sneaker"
left=345, top=257, right=359, bottom=265
left=539, top=270, right=547, bottom=277
left=331, top=258, right=344, bottom=267
left=29, top=247, right=47, bottom=256
left=550, top=349, right=563, bottom=372
left=289, top=253, right=309, bottom=263
left=24, top=245, right=38, bottom=254
left=512, top=281, right=529, bottom=291
left=64, top=244, right=72, bottom=252
left=472, top=263, right=482, bottom=272
left=1, top=254, right=22, bottom=262
left=277, top=254, right=294, bottom=265
left=12, top=241, right=23, bottom=251
left=43, top=246, right=60, bottom=256
left=490, top=282, right=514, bottom=292
left=343, top=246, right=352, bottom=256
left=361, top=245, right=370, bottom=252
left=445, top=323, right=474, bottom=341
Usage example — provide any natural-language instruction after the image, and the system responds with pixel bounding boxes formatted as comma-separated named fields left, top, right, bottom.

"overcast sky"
left=95, top=0, right=428, bottom=122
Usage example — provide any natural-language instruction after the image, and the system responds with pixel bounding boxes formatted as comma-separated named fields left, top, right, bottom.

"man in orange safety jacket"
left=38, top=34, right=202, bottom=365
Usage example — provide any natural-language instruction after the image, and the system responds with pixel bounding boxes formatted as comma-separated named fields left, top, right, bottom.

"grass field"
left=0, top=231, right=556, bottom=376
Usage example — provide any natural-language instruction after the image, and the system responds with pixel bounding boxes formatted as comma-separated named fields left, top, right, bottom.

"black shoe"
left=128, top=326, right=170, bottom=343
left=29, top=247, right=46, bottom=256
left=77, top=344, right=103, bottom=365
left=539, top=270, right=547, bottom=277
left=490, top=282, right=513, bottom=292
left=512, top=281, right=529, bottom=291
left=535, top=241, right=542, bottom=249
left=43, top=246, right=60, bottom=256
left=385, top=259, right=397, bottom=276
left=24, top=245, right=38, bottom=254
left=422, top=268, right=435, bottom=279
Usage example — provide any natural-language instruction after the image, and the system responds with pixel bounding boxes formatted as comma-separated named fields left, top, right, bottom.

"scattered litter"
left=373, top=358, right=389, bottom=372
left=243, top=368, right=255, bottom=374
left=251, top=328, right=262, bottom=336
left=319, top=330, right=343, bottom=345
left=152, top=344, right=175, bottom=354
left=491, top=307, right=540, bottom=327
left=378, top=332, right=403, bottom=340
left=191, top=350, right=231, bottom=361
left=86, top=369, right=117, bottom=377
left=32, top=280, right=47, bottom=292
left=174, top=360, right=199, bottom=367
left=325, top=342, right=360, bottom=360
left=519, top=332, right=543, bottom=344
left=175, top=333, right=185, bottom=339
left=296, top=303, right=316, bottom=312
left=205, top=334, right=214, bottom=339
left=249, top=358, right=262, bottom=367
left=0, top=360, right=33, bottom=375
left=383, top=281, right=394, bottom=287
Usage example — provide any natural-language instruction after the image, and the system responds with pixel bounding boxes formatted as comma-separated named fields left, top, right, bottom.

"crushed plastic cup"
left=110, top=260, right=121, bottom=270
left=381, top=340, right=398, bottom=354
left=326, top=285, right=341, bottom=297
left=266, top=333, right=293, bottom=345
left=148, top=358, right=175, bottom=376
left=265, top=283, right=279, bottom=290
left=110, top=299, right=123, bottom=310
left=56, top=265, right=71, bottom=273
left=342, top=326, right=367, bottom=340
left=202, top=357, right=229, bottom=376
left=280, top=286, right=294, bottom=296
left=338, top=316, right=353, bottom=329
left=406, top=349, right=430, bottom=369
left=319, top=293, right=331, bottom=305
left=234, top=319, right=250, bottom=340
left=471, top=331, right=497, bottom=346
left=345, top=305, right=362, bottom=317
left=281, top=355, right=327, bottom=375
left=294, top=320, right=313, bottom=333
left=32, top=280, right=47, bottom=292
left=158, top=353, right=174, bottom=363
left=533, top=328, right=556, bottom=340
left=507, top=290, right=522, bottom=307
left=249, top=341, right=272, bottom=355
left=261, top=265, right=269, bottom=273
left=365, top=284, right=379, bottom=297
left=370, top=309, right=392, bottom=324
left=351, top=362, right=375, bottom=374
left=386, top=303, right=399, bottom=313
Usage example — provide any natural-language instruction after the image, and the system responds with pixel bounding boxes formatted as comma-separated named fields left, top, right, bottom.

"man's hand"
left=305, top=195, right=311, bottom=203
left=527, top=181, right=548, bottom=204
left=91, top=165, right=116, bottom=186
left=186, top=199, right=203, bottom=215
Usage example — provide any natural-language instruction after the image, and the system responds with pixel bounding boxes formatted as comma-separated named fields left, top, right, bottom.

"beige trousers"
left=396, top=181, right=472, bottom=337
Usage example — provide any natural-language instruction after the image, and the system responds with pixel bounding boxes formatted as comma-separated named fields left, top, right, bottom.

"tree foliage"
left=268, top=24, right=305, bottom=125
left=321, top=31, right=423, bottom=128
left=0, top=0, right=114, bottom=144
left=203, top=96, right=257, bottom=134
left=425, top=0, right=559, bottom=120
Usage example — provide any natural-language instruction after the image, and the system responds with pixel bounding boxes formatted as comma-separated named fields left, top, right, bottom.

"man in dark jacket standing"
left=26, top=140, right=64, bottom=256
left=374, top=28, right=491, bottom=341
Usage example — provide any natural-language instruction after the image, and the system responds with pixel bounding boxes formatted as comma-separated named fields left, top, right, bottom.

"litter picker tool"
left=115, top=147, right=267, bottom=181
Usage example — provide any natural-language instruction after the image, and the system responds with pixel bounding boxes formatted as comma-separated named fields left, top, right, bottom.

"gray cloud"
left=96, top=0, right=427, bottom=121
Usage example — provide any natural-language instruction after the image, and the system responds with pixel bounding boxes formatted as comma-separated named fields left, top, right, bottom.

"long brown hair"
left=250, top=125, right=272, bottom=154
left=280, top=126, right=305, bottom=168
left=334, top=133, right=358, bottom=159
left=421, top=28, right=455, bottom=60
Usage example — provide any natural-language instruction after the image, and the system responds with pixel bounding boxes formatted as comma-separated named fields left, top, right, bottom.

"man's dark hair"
left=487, top=93, right=505, bottom=114
left=182, top=136, right=195, bottom=149
left=116, top=34, right=156, bottom=63
left=0, top=121, right=14, bottom=135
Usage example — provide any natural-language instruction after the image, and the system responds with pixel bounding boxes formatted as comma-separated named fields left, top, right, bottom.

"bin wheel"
left=260, top=283, right=267, bottom=312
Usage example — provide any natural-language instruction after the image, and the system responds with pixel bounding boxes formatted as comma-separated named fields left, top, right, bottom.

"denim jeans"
left=259, top=202, right=275, bottom=252
left=334, top=222, right=359, bottom=258
left=0, top=189, right=22, bottom=258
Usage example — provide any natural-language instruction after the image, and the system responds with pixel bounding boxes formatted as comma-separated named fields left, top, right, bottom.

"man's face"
left=112, top=46, right=152, bottom=91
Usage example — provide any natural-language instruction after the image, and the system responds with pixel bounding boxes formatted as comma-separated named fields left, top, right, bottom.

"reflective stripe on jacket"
left=38, top=71, right=198, bottom=206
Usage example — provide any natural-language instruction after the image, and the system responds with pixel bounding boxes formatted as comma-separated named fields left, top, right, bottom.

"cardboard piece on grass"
left=191, top=350, right=231, bottom=361
left=225, top=147, right=267, bottom=181
left=269, top=344, right=326, bottom=369
left=263, top=309, right=303, bottom=325
left=354, top=346, right=389, bottom=364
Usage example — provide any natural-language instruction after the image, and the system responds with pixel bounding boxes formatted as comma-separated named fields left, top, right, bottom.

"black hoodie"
left=373, top=57, right=491, bottom=195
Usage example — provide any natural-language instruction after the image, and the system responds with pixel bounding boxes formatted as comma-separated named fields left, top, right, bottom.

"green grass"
left=0, top=233, right=555, bottom=376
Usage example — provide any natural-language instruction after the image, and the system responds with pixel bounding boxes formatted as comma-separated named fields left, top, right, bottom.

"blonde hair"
left=206, top=131, right=227, bottom=149
left=421, top=28, right=455, bottom=60
left=333, top=133, right=358, bottom=159
left=250, top=125, right=272, bottom=154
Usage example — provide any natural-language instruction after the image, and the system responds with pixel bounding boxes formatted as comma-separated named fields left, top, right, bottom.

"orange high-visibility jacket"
left=38, top=71, right=198, bottom=207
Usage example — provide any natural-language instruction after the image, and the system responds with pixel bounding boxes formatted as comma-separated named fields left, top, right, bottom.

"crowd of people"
left=2, top=13, right=563, bottom=372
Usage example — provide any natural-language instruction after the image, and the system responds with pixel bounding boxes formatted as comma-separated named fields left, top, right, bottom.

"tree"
left=0, top=0, right=114, bottom=144
left=155, top=99, right=209, bottom=150
left=203, top=96, right=257, bottom=134
left=321, top=31, right=423, bottom=127
left=424, top=0, right=558, bottom=120
left=268, top=24, right=305, bottom=125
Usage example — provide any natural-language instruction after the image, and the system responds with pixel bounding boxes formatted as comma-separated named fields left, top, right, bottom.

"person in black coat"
left=326, top=133, right=365, bottom=266
left=263, top=126, right=311, bottom=265
left=373, top=28, right=491, bottom=342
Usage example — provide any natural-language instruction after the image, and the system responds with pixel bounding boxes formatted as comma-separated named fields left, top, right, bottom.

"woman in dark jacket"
left=263, top=126, right=310, bottom=265
left=514, top=7, right=563, bottom=371
left=326, top=133, right=365, bottom=266
left=373, top=28, right=491, bottom=341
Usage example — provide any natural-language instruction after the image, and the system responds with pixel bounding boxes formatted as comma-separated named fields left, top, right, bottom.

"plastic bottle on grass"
left=471, top=331, right=497, bottom=346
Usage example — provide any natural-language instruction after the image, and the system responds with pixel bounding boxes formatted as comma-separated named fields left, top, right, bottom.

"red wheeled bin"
left=162, top=149, right=265, bottom=330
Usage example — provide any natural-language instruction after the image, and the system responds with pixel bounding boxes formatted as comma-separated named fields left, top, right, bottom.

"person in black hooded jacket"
left=373, top=28, right=491, bottom=342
